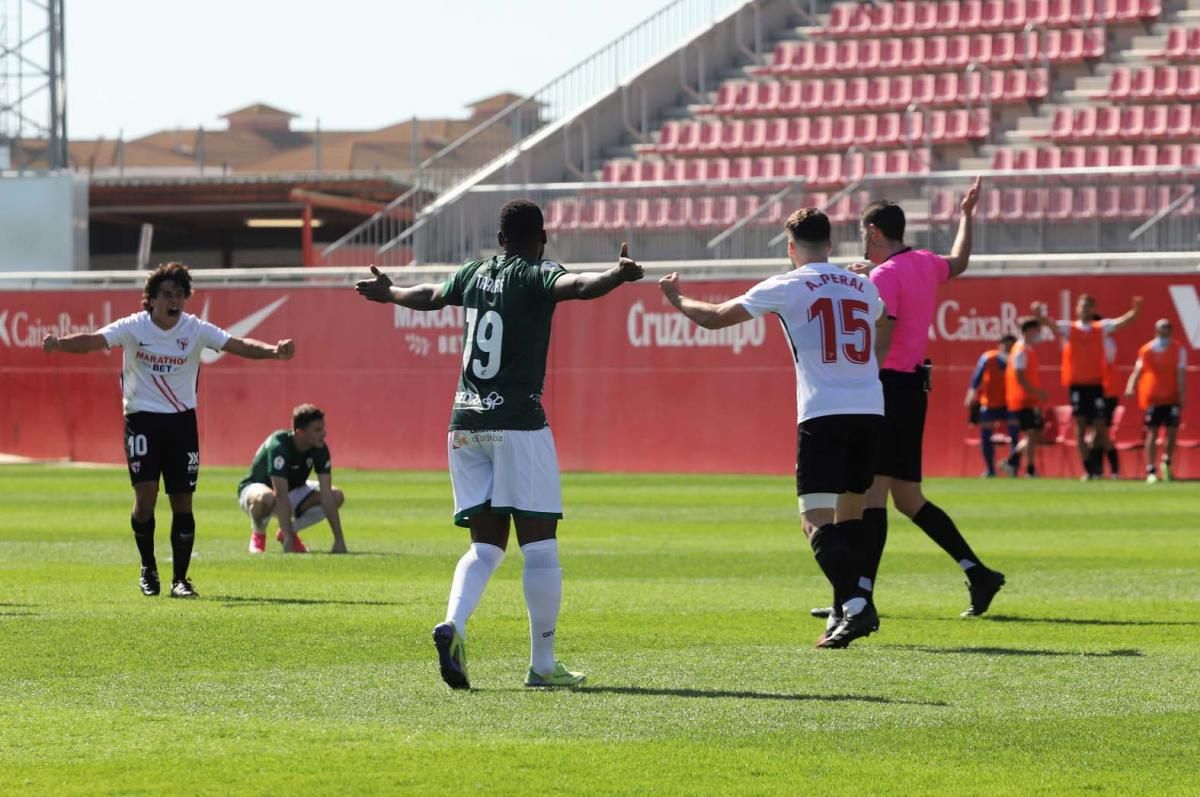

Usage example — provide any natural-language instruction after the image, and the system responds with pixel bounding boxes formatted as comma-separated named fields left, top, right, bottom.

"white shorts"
left=238, top=480, right=317, bottom=517
left=447, top=428, right=563, bottom=528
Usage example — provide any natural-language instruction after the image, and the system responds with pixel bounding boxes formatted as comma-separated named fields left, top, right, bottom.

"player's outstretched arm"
left=1030, top=302, right=1061, bottom=338
left=1109, top=296, right=1144, bottom=332
left=354, top=266, right=448, bottom=311
left=42, top=333, right=108, bottom=355
left=552, top=242, right=644, bottom=302
left=223, top=337, right=295, bottom=360
left=945, top=176, right=982, bottom=279
left=658, top=272, right=752, bottom=330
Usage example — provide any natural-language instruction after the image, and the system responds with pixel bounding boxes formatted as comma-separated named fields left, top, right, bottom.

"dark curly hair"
left=141, top=262, right=193, bottom=311
left=292, top=404, right=325, bottom=431
left=498, top=199, right=544, bottom=247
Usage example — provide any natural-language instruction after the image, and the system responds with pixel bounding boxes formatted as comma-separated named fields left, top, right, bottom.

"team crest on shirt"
left=273, top=455, right=285, bottom=469
left=176, top=338, right=189, bottom=351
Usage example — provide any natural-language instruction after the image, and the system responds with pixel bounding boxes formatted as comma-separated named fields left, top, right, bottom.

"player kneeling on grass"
left=659, top=208, right=889, bottom=649
left=356, top=199, right=643, bottom=689
left=41, top=262, right=294, bottom=599
left=237, top=404, right=347, bottom=554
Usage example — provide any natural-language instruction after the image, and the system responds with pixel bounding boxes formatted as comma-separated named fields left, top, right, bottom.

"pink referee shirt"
left=868, top=248, right=951, bottom=373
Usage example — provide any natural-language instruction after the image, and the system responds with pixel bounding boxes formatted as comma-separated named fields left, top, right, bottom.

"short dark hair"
left=785, top=208, right=832, bottom=247
left=1000, top=334, right=1017, bottom=346
left=861, top=200, right=906, bottom=242
left=141, top=262, right=192, bottom=311
left=292, top=403, right=325, bottom=431
left=1020, top=318, right=1041, bottom=333
left=499, top=199, right=544, bottom=247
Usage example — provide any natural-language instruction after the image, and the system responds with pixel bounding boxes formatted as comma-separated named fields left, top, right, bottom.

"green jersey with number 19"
left=441, top=255, right=567, bottom=431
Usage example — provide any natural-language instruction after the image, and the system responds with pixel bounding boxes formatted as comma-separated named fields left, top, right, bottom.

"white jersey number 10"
left=462, top=308, right=504, bottom=379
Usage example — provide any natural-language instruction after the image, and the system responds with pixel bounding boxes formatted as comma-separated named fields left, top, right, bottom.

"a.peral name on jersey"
left=803, top=272, right=866, bottom=293
left=627, top=301, right=766, bottom=355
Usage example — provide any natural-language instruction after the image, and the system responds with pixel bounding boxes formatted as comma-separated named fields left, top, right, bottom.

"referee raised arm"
left=856, top=178, right=1007, bottom=618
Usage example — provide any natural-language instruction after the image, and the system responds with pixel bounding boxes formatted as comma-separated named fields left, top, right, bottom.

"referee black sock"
left=912, top=502, right=986, bottom=577
left=809, top=524, right=853, bottom=609
left=1106, top=447, right=1120, bottom=476
left=170, top=513, right=196, bottom=582
left=861, top=508, right=888, bottom=587
left=131, top=515, right=156, bottom=569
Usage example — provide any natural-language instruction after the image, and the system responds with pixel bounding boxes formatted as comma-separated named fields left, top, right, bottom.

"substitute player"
left=964, top=335, right=1020, bottom=477
left=855, top=178, right=1008, bottom=618
left=1096, top=313, right=1123, bottom=478
left=42, top=262, right=294, bottom=598
left=1002, top=317, right=1051, bottom=477
left=1125, top=319, right=1187, bottom=482
left=355, top=199, right=643, bottom=690
left=659, top=208, right=889, bottom=649
left=237, top=404, right=347, bottom=554
left=1052, top=294, right=1141, bottom=479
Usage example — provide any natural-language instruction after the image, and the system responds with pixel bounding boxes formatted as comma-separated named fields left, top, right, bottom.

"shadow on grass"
left=984, top=614, right=1200, bottom=628
left=0, top=611, right=39, bottom=617
left=890, top=614, right=1200, bottom=628
left=570, top=686, right=949, bottom=706
left=214, top=595, right=408, bottom=608
left=883, top=644, right=1143, bottom=659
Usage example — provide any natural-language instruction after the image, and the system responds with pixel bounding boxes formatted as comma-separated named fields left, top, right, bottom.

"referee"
left=855, top=179, right=1007, bottom=618
left=43, top=262, right=295, bottom=598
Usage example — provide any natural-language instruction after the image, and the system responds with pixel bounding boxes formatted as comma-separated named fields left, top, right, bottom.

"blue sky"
left=67, top=0, right=704, bottom=139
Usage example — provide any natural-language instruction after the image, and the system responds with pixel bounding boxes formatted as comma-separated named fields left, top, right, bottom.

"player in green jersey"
left=356, top=199, right=643, bottom=689
left=236, top=404, right=347, bottom=554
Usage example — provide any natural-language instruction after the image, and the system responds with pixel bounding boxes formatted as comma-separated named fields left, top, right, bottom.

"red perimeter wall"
left=1, top=273, right=1198, bottom=478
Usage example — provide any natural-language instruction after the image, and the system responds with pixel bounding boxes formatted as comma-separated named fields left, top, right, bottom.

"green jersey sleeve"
left=314, top=446, right=332, bottom=475
left=266, top=437, right=289, bottom=480
left=442, top=260, right=483, bottom=306
left=539, top=260, right=568, bottom=292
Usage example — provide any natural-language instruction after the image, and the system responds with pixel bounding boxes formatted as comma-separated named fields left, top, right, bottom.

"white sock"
left=293, top=505, right=326, bottom=532
left=445, top=542, right=505, bottom=638
left=521, top=539, right=563, bottom=676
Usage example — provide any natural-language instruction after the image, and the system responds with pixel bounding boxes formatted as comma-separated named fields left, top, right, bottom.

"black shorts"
left=123, top=410, right=200, bottom=494
left=1015, top=407, right=1045, bottom=432
left=1069, top=384, right=1107, bottom=423
left=1103, top=396, right=1118, bottom=427
left=1144, top=404, right=1181, bottom=430
left=796, top=414, right=882, bottom=497
left=874, top=369, right=927, bottom=482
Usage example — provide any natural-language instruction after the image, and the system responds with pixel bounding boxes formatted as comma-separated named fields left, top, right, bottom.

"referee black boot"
left=816, top=603, right=879, bottom=649
left=169, top=578, right=199, bottom=599
left=961, top=568, right=1006, bottom=617
left=139, top=566, right=160, bottom=597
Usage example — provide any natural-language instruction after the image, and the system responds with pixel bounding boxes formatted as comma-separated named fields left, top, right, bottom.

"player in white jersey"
left=42, top=262, right=295, bottom=598
left=659, top=208, right=891, bottom=649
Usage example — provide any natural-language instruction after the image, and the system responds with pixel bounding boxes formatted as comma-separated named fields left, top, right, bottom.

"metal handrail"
left=706, top=177, right=809, bottom=250
left=768, top=177, right=864, bottom=248
left=905, top=101, right=932, bottom=168
left=1129, top=185, right=1196, bottom=242
left=319, top=184, right=422, bottom=260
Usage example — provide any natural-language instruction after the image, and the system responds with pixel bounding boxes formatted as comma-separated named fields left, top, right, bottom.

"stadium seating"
left=815, top=0, right=1160, bottom=38
left=700, top=69, right=1048, bottom=116
left=929, top=184, right=1195, bottom=223
left=990, top=144, right=1200, bottom=175
left=644, top=110, right=988, bottom=155
left=1043, top=104, right=1194, bottom=142
left=1106, top=65, right=1200, bottom=101
left=755, top=30, right=1104, bottom=77
left=1156, top=27, right=1200, bottom=61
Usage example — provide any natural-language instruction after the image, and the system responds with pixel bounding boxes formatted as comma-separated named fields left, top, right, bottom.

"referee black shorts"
left=874, top=369, right=927, bottom=483
left=123, top=409, right=200, bottom=494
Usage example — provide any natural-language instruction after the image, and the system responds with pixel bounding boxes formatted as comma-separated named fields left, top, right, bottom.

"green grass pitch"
left=0, top=465, right=1197, bottom=795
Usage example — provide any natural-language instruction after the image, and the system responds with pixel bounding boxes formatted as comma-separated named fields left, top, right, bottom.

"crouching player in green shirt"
left=237, top=404, right=347, bottom=554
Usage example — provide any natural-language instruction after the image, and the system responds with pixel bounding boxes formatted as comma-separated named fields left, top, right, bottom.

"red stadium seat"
left=1045, top=187, right=1075, bottom=220
left=1144, top=105, right=1169, bottom=138
left=1109, top=67, right=1133, bottom=100
left=993, top=32, right=1018, bottom=67
left=844, top=77, right=869, bottom=111
left=914, top=1, right=939, bottom=32
left=1156, top=143, right=1182, bottom=167
left=1025, top=0, right=1050, bottom=27
left=762, top=118, right=789, bottom=151
left=911, top=73, right=937, bottom=105
left=771, top=155, right=800, bottom=185
left=947, top=35, right=971, bottom=68
left=1168, top=104, right=1192, bottom=137
left=925, top=36, right=948, bottom=68
left=728, top=156, right=753, bottom=180
left=816, top=152, right=844, bottom=185
left=1163, top=28, right=1187, bottom=61
left=878, top=113, right=903, bottom=146
left=824, top=79, right=847, bottom=110
left=901, top=37, right=927, bottom=70
left=1178, top=65, right=1200, bottom=99
left=879, top=38, right=904, bottom=71
left=830, top=116, right=855, bottom=150
left=808, top=116, right=833, bottom=149
left=934, top=72, right=960, bottom=104
left=981, top=0, right=1007, bottom=31
left=888, top=75, right=913, bottom=108
left=1047, top=0, right=1072, bottom=25
left=893, top=1, right=917, bottom=33
left=1116, top=106, right=1144, bottom=139
left=657, top=121, right=685, bottom=153
left=1048, top=107, right=1074, bottom=139
left=787, top=117, right=812, bottom=148
left=713, top=82, right=746, bottom=115
left=736, top=119, right=765, bottom=151
left=818, top=41, right=843, bottom=73
left=858, top=39, right=881, bottom=72
left=938, top=1, right=961, bottom=30
left=824, top=4, right=854, bottom=37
